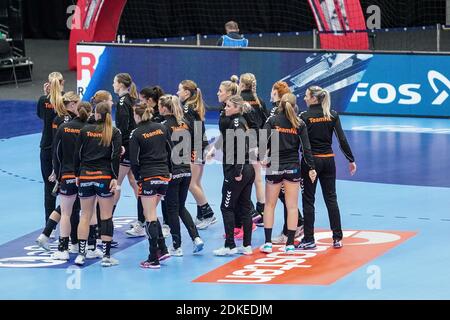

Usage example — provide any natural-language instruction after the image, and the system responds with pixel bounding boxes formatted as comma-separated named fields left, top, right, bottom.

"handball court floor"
left=0, top=114, right=449, bottom=300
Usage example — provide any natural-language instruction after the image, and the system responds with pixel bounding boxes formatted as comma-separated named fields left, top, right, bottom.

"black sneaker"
left=157, top=247, right=171, bottom=261
left=140, top=259, right=160, bottom=269
left=296, top=239, right=316, bottom=250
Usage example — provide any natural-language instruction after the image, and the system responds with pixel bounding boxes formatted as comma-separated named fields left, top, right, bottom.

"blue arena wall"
left=77, top=44, right=450, bottom=118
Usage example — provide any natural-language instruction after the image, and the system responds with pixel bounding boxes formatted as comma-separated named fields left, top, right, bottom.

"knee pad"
left=54, top=206, right=62, bottom=215
left=100, top=218, right=114, bottom=237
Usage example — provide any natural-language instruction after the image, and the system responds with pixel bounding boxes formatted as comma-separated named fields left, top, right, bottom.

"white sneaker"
left=284, top=245, right=295, bottom=254
left=126, top=222, right=146, bottom=237
left=101, top=256, right=119, bottom=267
left=50, top=230, right=57, bottom=239
left=86, top=248, right=103, bottom=259
left=213, top=247, right=238, bottom=256
left=129, top=221, right=139, bottom=229
left=170, top=247, right=183, bottom=257
left=238, top=246, right=253, bottom=255
left=260, top=242, right=273, bottom=253
left=74, top=254, right=86, bottom=266
left=69, top=243, right=79, bottom=254
left=51, top=250, right=69, bottom=260
left=162, top=224, right=171, bottom=238
left=36, top=234, right=50, bottom=251
left=272, top=233, right=288, bottom=244
left=193, top=237, right=204, bottom=253
left=196, top=216, right=218, bottom=230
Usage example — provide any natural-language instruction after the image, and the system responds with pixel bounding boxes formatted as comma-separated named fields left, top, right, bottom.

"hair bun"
left=230, top=75, right=239, bottom=83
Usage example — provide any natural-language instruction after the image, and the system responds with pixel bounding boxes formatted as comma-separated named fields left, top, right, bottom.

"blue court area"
left=0, top=114, right=449, bottom=299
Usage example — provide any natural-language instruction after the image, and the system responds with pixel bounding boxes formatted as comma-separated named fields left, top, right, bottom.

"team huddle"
left=35, top=71, right=356, bottom=269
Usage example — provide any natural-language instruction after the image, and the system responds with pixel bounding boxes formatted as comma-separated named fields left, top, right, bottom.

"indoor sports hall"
left=0, top=0, right=449, bottom=301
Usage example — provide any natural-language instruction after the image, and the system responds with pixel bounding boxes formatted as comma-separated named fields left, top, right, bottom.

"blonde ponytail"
left=280, top=93, right=300, bottom=128
left=181, top=80, right=205, bottom=120
left=95, top=102, right=113, bottom=147
left=321, top=89, right=331, bottom=120
left=133, top=103, right=153, bottom=122
left=49, top=76, right=65, bottom=117
left=159, top=95, right=184, bottom=125
left=308, top=85, right=332, bottom=120
left=129, top=82, right=138, bottom=100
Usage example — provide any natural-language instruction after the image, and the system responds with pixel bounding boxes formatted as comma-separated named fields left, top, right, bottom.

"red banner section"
left=308, top=0, right=369, bottom=50
left=68, top=0, right=127, bottom=70
left=194, top=230, right=416, bottom=285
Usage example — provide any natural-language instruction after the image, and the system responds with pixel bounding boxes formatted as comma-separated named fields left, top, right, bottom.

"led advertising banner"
left=77, top=44, right=450, bottom=118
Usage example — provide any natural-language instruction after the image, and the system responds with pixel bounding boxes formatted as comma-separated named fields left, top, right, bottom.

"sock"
left=264, top=228, right=272, bottom=244
left=201, top=203, right=214, bottom=219
left=58, top=237, right=69, bottom=251
left=137, top=197, right=145, bottom=224
left=156, top=219, right=167, bottom=250
left=256, top=202, right=265, bottom=215
left=43, top=219, right=58, bottom=237
left=145, top=221, right=159, bottom=261
left=196, top=205, right=203, bottom=220
left=287, top=229, right=296, bottom=246
left=78, top=239, right=87, bottom=255
left=102, top=241, right=112, bottom=257
left=88, top=225, right=97, bottom=247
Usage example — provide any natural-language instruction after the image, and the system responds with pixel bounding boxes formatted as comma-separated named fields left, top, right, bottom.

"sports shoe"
left=284, top=245, right=295, bottom=254
left=170, top=247, right=183, bottom=257
left=69, top=243, right=79, bottom=254
left=101, top=256, right=119, bottom=267
left=86, top=248, right=103, bottom=259
left=196, top=216, right=218, bottom=230
left=110, top=240, right=119, bottom=248
left=297, top=239, right=317, bottom=250
left=260, top=242, right=273, bottom=253
left=254, top=215, right=264, bottom=227
left=251, top=208, right=264, bottom=226
left=51, top=250, right=69, bottom=260
left=295, top=225, right=304, bottom=239
left=126, top=222, right=146, bottom=237
left=36, top=234, right=50, bottom=251
left=157, top=248, right=171, bottom=261
left=140, top=259, right=160, bottom=269
left=272, top=233, right=288, bottom=244
left=162, top=224, right=171, bottom=238
left=74, top=254, right=86, bottom=266
left=223, top=228, right=241, bottom=239
left=129, top=221, right=140, bottom=229
left=193, top=237, right=204, bottom=253
left=238, top=245, right=253, bottom=255
left=333, top=240, right=343, bottom=249
left=234, top=228, right=244, bottom=240
left=213, top=247, right=238, bottom=256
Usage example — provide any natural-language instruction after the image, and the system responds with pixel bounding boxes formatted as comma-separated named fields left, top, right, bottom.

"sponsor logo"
left=0, top=217, right=142, bottom=268
left=351, top=70, right=450, bottom=106
left=194, top=230, right=416, bottom=285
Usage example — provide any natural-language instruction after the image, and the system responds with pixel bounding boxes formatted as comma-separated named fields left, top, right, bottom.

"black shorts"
left=59, top=175, right=78, bottom=196
left=78, top=176, right=113, bottom=198
left=265, top=166, right=302, bottom=184
left=138, top=176, right=170, bottom=197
